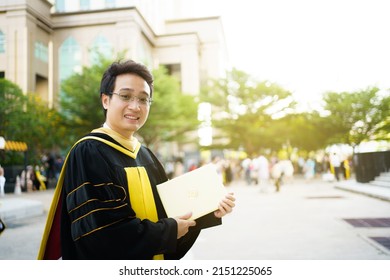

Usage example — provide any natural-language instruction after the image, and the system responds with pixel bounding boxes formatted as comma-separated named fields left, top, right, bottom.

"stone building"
left=0, top=0, right=227, bottom=105
left=0, top=0, right=228, bottom=160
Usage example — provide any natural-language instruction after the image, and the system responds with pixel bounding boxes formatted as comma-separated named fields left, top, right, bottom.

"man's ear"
left=101, top=94, right=109, bottom=109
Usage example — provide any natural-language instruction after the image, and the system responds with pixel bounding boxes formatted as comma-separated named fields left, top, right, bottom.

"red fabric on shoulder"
left=43, top=194, right=62, bottom=260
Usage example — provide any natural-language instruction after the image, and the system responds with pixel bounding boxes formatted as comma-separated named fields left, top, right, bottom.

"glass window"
left=59, top=36, right=82, bottom=82
left=80, top=0, right=90, bottom=10
left=55, top=0, right=65, bottom=12
left=105, top=0, right=116, bottom=8
left=34, top=42, right=40, bottom=58
left=34, top=41, right=48, bottom=62
left=0, top=31, right=5, bottom=53
left=42, top=43, right=48, bottom=62
left=90, top=34, right=112, bottom=64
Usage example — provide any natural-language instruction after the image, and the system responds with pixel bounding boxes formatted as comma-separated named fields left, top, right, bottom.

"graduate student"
left=38, top=60, right=235, bottom=260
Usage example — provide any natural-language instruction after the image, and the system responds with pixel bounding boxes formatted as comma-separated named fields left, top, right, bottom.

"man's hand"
left=174, top=212, right=196, bottom=239
left=214, top=192, right=235, bottom=218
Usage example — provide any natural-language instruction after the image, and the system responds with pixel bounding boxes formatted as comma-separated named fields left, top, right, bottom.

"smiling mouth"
left=124, top=115, right=140, bottom=121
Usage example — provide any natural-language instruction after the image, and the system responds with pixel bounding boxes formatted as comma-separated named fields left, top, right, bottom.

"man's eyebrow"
left=119, top=88, right=149, bottom=96
left=118, top=87, right=134, bottom=92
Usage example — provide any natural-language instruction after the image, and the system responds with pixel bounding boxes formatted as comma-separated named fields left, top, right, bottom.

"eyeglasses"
left=109, top=89, right=152, bottom=106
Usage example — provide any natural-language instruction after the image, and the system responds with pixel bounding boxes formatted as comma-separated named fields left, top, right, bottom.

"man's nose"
left=127, top=98, right=141, bottom=109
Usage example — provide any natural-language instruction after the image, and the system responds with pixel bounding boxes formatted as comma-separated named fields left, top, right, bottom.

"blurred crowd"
left=1, top=149, right=352, bottom=196
left=1, top=153, right=65, bottom=194
left=162, top=151, right=352, bottom=191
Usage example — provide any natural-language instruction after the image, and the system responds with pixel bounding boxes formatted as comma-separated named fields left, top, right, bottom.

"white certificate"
left=157, top=164, right=227, bottom=220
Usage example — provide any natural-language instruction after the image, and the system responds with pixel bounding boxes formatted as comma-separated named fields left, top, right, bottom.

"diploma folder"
left=157, top=164, right=226, bottom=221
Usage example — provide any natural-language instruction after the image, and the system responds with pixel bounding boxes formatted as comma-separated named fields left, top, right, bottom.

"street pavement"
left=1, top=176, right=390, bottom=260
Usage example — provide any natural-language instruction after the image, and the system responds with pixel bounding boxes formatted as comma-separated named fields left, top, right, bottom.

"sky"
left=181, top=0, right=390, bottom=110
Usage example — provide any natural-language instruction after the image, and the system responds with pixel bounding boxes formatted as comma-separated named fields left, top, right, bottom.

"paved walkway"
left=335, top=179, right=390, bottom=202
left=0, top=189, right=53, bottom=223
left=183, top=178, right=390, bottom=260
left=1, top=176, right=390, bottom=259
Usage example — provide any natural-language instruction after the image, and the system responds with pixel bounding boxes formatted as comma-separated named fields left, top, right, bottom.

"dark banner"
left=354, top=150, right=390, bottom=183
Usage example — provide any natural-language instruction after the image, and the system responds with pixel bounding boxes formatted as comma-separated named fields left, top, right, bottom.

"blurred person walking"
left=303, top=157, right=316, bottom=182
left=0, top=166, right=5, bottom=197
left=330, top=152, right=341, bottom=181
left=241, top=157, right=252, bottom=185
left=256, top=155, right=270, bottom=190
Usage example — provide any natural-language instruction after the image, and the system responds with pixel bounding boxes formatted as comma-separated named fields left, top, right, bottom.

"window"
left=105, top=0, right=116, bottom=8
left=90, top=34, right=112, bottom=64
left=80, top=0, right=90, bottom=10
left=34, top=41, right=48, bottom=62
left=59, top=37, right=82, bottom=82
left=0, top=31, right=5, bottom=53
left=55, top=0, right=65, bottom=12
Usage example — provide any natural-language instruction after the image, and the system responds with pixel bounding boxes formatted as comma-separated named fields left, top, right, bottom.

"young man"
left=38, top=60, right=235, bottom=260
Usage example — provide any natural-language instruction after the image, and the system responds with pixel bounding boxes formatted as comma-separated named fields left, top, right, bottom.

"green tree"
left=23, top=94, right=67, bottom=161
left=323, top=87, right=390, bottom=148
left=0, top=79, right=26, bottom=139
left=270, top=112, right=331, bottom=152
left=373, top=115, right=390, bottom=141
left=0, top=79, right=27, bottom=164
left=60, top=57, right=112, bottom=143
left=60, top=59, right=199, bottom=148
left=139, top=66, right=199, bottom=147
left=201, top=68, right=296, bottom=156
left=0, top=79, right=67, bottom=165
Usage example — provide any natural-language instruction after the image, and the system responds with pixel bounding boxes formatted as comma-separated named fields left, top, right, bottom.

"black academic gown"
left=38, top=132, right=220, bottom=260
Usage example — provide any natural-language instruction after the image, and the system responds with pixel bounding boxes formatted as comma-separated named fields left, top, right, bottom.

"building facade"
left=0, top=0, right=228, bottom=164
left=0, top=0, right=228, bottom=108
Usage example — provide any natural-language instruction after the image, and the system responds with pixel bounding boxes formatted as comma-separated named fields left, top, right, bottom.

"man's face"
left=102, top=73, right=151, bottom=138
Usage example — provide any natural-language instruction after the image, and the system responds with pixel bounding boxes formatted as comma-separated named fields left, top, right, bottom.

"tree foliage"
left=323, top=87, right=390, bottom=147
left=60, top=57, right=112, bottom=143
left=0, top=79, right=66, bottom=165
left=269, top=112, right=331, bottom=152
left=201, top=68, right=390, bottom=156
left=0, top=79, right=26, bottom=138
left=3, top=62, right=389, bottom=166
left=139, top=66, right=199, bottom=147
left=60, top=60, right=199, bottom=148
left=200, top=69, right=296, bottom=156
